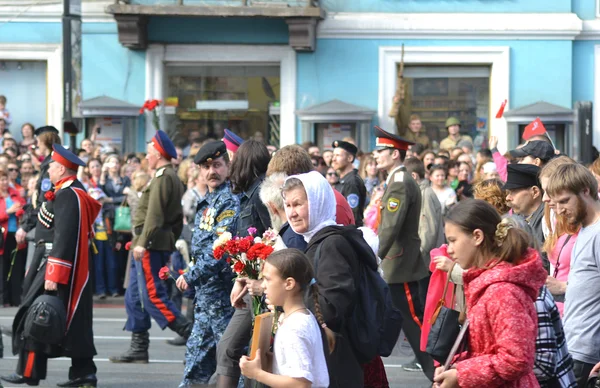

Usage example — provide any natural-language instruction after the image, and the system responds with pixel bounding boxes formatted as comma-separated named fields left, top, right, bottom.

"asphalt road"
left=0, top=304, right=431, bottom=388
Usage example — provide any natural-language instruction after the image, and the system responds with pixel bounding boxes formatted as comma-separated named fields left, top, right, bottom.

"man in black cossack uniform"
left=1, top=144, right=101, bottom=387
left=331, top=140, right=367, bottom=226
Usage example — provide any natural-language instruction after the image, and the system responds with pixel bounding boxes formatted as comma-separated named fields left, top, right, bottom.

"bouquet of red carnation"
left=212, top=227, right=278, bottom=316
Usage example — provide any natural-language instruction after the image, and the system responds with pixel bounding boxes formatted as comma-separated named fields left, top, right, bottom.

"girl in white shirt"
left=430, top=164, right=457, bottom=214
left=239, top=248, right=329, bottom=388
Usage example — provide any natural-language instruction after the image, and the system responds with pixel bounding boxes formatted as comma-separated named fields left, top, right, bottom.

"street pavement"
left=0, top=303, right=431, bottom=387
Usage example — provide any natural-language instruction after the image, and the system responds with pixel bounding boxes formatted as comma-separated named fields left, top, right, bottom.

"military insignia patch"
left=217, top=210, right=235, bottom=223
left=347, top=193, right=359, bottom=209
left=41, top=178, right=52, bottom=192
left=155, top=167, right=165, bottom=177
left=387, top=198, right=400, bottom=212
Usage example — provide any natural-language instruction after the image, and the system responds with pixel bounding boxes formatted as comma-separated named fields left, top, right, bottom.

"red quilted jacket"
left=455, top=248, right=546, bottom=388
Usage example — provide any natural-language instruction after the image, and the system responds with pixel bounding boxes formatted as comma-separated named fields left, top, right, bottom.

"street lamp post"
left=63, top=0, right=83, bottom=151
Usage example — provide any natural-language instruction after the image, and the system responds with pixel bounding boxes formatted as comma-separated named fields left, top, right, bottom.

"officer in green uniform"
left=331, top=140, right=367, bottom=226
left=110, top=130, right=192, bottom=364
left=373, top=125, right=434, bottom=381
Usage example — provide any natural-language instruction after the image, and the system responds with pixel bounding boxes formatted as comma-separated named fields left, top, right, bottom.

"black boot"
left=166, top=298, right=194, bottom=346
left=108, top=332, right=149, bottom=364
left=167, top=314, right=192, bottom=339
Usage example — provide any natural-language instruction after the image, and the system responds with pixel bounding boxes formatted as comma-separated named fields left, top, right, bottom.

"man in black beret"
left=178, top=140, right=241, bottom=386
left=331, top=140, right=366, bottom=226
left=503, top=164, right=546, bottom=250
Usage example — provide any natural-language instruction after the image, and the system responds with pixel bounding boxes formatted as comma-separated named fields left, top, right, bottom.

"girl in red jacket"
left=434, top=199, right=547, bottom=388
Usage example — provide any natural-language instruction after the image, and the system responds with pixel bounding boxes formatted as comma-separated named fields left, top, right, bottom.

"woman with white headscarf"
left=281, top=171, right=368, bottom=388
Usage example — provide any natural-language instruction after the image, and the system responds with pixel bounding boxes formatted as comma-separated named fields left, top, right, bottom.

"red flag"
left=495, top=99, right=507, bottom=118
left=522, top=118, right=547, bottom=140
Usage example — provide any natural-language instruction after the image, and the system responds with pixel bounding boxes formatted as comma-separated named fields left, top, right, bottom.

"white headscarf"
left=285, top=171, right=337, bottom=242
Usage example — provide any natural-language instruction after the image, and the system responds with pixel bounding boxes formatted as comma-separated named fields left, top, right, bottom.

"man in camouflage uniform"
left=110, top=130, right=191, bottom=364
left=176, top=140, right=239, bottom=387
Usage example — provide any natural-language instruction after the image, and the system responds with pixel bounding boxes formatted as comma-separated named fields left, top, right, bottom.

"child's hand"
left=240, top=350, right=263, bottom=379
left=434, top=256, right=453, bottom=273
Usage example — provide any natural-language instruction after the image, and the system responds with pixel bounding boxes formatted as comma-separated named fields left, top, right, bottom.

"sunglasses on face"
left=8, top=168, right=17, bottom=172
left=327, top=172, right=337, bottom=177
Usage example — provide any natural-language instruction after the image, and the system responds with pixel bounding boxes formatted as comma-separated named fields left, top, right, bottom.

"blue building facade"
left=0, top=0, right=598, bottom=156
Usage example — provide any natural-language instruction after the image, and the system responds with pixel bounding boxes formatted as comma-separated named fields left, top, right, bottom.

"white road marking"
left=0, top=317, right=127, bottom=323
left=2, top=356, right=182, bottom=364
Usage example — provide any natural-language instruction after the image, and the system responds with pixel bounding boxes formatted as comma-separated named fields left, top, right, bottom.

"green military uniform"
left=133, top=164, right=184, bottom=250
left=403, top=130, right=431, bottom=150
left=373, top=125, right=434, bottom=381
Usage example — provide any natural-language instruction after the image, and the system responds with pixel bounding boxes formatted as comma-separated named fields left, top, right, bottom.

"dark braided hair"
left=265, top=248, right=326, bottom=328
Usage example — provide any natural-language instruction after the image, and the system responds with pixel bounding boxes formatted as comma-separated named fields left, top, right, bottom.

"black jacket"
left=236, top=176, right=271, bottom=237
left=20, top=154, right=52, bottom=234
left=305, top=226, right=364, bottom=387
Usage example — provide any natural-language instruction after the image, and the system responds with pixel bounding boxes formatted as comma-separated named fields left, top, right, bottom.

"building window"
left=399, top=66, right=490, bottom=150
left=164, top=65, right=280, bottom=147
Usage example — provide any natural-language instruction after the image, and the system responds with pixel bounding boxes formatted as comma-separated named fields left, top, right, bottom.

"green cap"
left=445, top=117, right=461, bottom=128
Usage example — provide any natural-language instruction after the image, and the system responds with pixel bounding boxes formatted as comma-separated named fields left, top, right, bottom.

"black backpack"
left=24, top=294, right=66, bottom=346
left=314, top=231, right=402, bottom=364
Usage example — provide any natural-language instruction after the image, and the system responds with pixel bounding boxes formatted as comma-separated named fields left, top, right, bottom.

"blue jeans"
left=94, top=239, right=118, bottom=295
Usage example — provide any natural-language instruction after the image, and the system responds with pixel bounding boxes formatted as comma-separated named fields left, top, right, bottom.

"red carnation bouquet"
left=139, top=99, right=161, bottom=131
left=212, top=227, right=278, bottom=316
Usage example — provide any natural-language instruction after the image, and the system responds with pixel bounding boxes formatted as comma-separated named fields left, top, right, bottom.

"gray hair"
left=259, top=172, right=288, bottom=211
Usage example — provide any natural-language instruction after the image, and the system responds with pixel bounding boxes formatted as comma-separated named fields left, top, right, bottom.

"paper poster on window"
left=322, top=124, right=353, bottom=148
left=95, top=118, right=123, bottom=148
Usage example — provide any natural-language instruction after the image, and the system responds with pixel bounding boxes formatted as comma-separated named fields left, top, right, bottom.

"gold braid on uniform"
left=494, top=219, right=513, bottom=247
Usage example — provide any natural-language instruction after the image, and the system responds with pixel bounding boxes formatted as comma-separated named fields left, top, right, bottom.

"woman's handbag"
left=426, top=262, right=466, bottom=364
left=113, top=198, right=131, bottom=233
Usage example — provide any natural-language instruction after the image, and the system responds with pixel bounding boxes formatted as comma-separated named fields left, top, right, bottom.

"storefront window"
left=165, top=65, right=280, bottom=147
left=402, top=66, right=490, bottom=150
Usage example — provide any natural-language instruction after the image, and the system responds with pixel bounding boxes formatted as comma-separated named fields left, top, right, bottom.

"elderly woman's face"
left=284, top=187, right=310, bottom=234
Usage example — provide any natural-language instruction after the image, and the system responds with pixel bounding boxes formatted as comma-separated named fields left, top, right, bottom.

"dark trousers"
left=389, top=281, right=434, bottom=382
left=17, top=348, right=96, bottom=381
left=573, top=359, right=595, bottom=388
left=93, top=239, right=118, bottom=296
left=216, top=305, right=252, bottom=378
left=0, top=232, right=20, bottom=306
left=124, top=250, right=182, bottom=332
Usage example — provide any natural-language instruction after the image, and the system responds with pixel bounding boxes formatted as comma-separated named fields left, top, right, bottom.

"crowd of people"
left=0, top=109, right=598, bottom=388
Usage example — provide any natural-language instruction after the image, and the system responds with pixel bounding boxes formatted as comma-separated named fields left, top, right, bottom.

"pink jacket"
left=455, top=249, right=546, bottom=388
left=492, top=150, right=508, bottom=182
left=548, top=232, right=578, bottom=316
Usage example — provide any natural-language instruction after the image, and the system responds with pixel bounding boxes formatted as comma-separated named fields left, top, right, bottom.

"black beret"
left=502, top=164, right=541, bottom=190
left=194, top=140, right=227, bottom=165
left=35, top=126, right=59, bottom=137
left=332, top=140, right=358, bottom=156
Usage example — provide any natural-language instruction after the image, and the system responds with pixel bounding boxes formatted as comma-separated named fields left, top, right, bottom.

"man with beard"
left=331, top=140, right=366, bottom=226
left=1, top=144, right=101, bottom=387
left=110, top=130, right=191, bottom=364
left=546, top=163, right=600, bottom=387
left=503, top=164, right=546, bottom=248
left=176, top=140, right=240, bottom=387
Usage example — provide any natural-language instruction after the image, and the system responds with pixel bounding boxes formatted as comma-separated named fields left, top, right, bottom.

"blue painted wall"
left=573, top=40, right=598, bottom=103
left=298, top=39, right=573, bottom=111
left=82, top=23, right=146, bottom=105
left=320, top=0, right=572, bottom=13
left=148, top=17, right=289, bottom=44
left=572, top=0, right=597, bottom=20
left=0, top=22, right=60, bottom=44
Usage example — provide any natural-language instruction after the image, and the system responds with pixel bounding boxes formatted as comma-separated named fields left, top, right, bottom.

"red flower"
left=257, top=245, right=274, bottom=260
left=158, top=266, right=170, bottom=281
left=213, top=246, right=225, bottom=260
left=225, top=240, right=239, bottom=255
left=238, top=236, right=253, bottom=253
left=233, top=260, right=245, bottom=274
left=125, top=242, right=132, bottom=251
left=139, top=108, right=144, bottom=114
left=44, top=191, right=55, bottom=201
left=178, top=269, right=185, bottom=275
left=247, top=243, right=274, bottom=261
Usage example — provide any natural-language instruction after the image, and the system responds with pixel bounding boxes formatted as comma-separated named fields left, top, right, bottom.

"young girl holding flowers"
left=239, top=248, right=329, bottom=388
